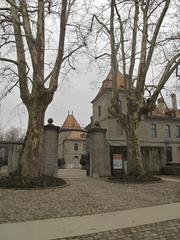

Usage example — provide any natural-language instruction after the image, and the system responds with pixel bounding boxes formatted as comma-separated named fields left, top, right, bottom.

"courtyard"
left=0, top=171, right=180, bottom=223
left=0, top=170, right=180, bottom=239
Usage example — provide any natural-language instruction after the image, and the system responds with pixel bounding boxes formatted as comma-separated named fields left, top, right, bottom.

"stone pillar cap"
left=88, top=127, right=107, bottom=133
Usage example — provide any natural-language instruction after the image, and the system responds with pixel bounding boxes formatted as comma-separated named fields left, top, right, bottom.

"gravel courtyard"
left=0, top=176, right=180, bottom=224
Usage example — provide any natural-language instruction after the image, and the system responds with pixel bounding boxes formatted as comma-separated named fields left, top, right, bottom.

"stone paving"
left=58, top=218, right=180, bottom=240
left=0, top=177, right=180, bottom=223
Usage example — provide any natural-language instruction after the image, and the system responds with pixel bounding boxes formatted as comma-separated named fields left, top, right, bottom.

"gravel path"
left=0, top=177, right=180, bottom=223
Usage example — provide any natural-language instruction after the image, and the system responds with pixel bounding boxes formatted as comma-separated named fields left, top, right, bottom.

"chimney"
left=171, top=93, right=177, bottom=111
left=158, top=98, right=165, bottom=114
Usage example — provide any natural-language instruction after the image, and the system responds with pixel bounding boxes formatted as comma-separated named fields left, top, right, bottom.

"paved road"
left=0, top=203, right=180, bottom=240
left=59, top=218, right=180, bottom=240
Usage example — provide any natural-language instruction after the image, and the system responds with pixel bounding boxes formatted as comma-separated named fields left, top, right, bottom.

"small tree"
left=58, top=158, right=65, bottom=169
left=80, top=154, right=87, bottom=169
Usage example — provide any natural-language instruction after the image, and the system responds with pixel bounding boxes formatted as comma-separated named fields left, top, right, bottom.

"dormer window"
left=81, top=133, right=86, bottom=138
left=74, top=143, right=78, bottom=151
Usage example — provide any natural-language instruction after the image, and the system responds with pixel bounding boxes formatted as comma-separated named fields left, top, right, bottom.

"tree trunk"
left=126, top=112, right=145, bottom=176
left=21, top=100, right=47, bottom=177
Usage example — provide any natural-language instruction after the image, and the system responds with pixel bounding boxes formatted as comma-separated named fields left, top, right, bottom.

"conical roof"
left=105, top=70, right=125, bottom=88
left=91, top=69, right=125, bottom=103
left=62, top=113, right=81, bottom=129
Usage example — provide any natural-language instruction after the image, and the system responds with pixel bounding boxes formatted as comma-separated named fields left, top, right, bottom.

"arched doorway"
left=73, top=156, right=80, bottom=169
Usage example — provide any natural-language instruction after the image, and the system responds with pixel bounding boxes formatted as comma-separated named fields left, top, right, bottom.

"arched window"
left=74, top=143, right=78, bottom=151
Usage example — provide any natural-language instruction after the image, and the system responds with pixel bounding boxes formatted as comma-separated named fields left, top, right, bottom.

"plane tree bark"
left=0, top=0, right=87, bottom=177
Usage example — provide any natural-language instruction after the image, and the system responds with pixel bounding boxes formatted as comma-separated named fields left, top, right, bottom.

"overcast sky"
left=0, top=1, right=179, bottom=133
left=0, top=60, right=107, bottom=131
left=1, top=64, right=180, bottom=133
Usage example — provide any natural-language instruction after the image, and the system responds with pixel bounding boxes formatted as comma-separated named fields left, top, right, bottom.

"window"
left=74, top=143, right=78, bottom=151
left=64, top=143, right=67, bottom=152
left=176, top=126, right=180, bottom=138
left=98, top=105, right=101, bottom=118
left=119, top=100, right=122, bottom=113
left=81, top=133, right=86, bottom=139
left=117, top=120, right=123, bottom=135
left=83, top=144, right=86, bottom=151
left=165, top=124, right=171, bottom=138
left=150, top=123, right=157, bottom=137
left=166, top=146, right=172, bottom=162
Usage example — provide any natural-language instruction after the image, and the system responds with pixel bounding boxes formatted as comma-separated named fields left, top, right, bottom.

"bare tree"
left=0, top=127, right=4, bottom=141
left=0, top=0, right=88, bottom=177
left=91, top=0, right=180, bottom=176
left=3, top=127, right=25, bottom=142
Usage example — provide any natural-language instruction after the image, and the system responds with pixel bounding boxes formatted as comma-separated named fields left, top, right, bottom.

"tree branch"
left=0, top=57, right=18, bottom=65
left=114, top=0, right=126, bottom=76
left=10, top=0, right=30, bottom=102
left=90, top=14, right=110, bottom=35
left=145, top=0, right=170, bottom=76
left=136, top=0, right=150, bottom=96
left=49, top=0, right=68, bottom=92
left=19, top=0, right=36, bottom=69
left=128, top=0, right=139, bottom=83
left=149, top=53, right=180, bottom=105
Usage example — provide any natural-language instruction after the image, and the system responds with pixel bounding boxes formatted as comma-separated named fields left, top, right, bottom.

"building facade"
left=88, top=71, right=180, bottom=176
left=58, top=113, right=87, bottom=169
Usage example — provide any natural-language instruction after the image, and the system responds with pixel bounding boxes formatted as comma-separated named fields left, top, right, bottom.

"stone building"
left=58, top=113, right=87, bottom=168
left=88, top=71, right=180, bottom=177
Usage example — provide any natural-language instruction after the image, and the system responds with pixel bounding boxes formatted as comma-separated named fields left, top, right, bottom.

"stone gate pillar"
left=42, top=119, right=59, bottom=177
left=88, top=127, right=111, bottom=177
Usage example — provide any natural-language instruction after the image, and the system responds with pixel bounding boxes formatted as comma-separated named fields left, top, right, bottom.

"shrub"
left=58, top=158, right=65, bottom=168
left=80, top=154, right=87, bottom=167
